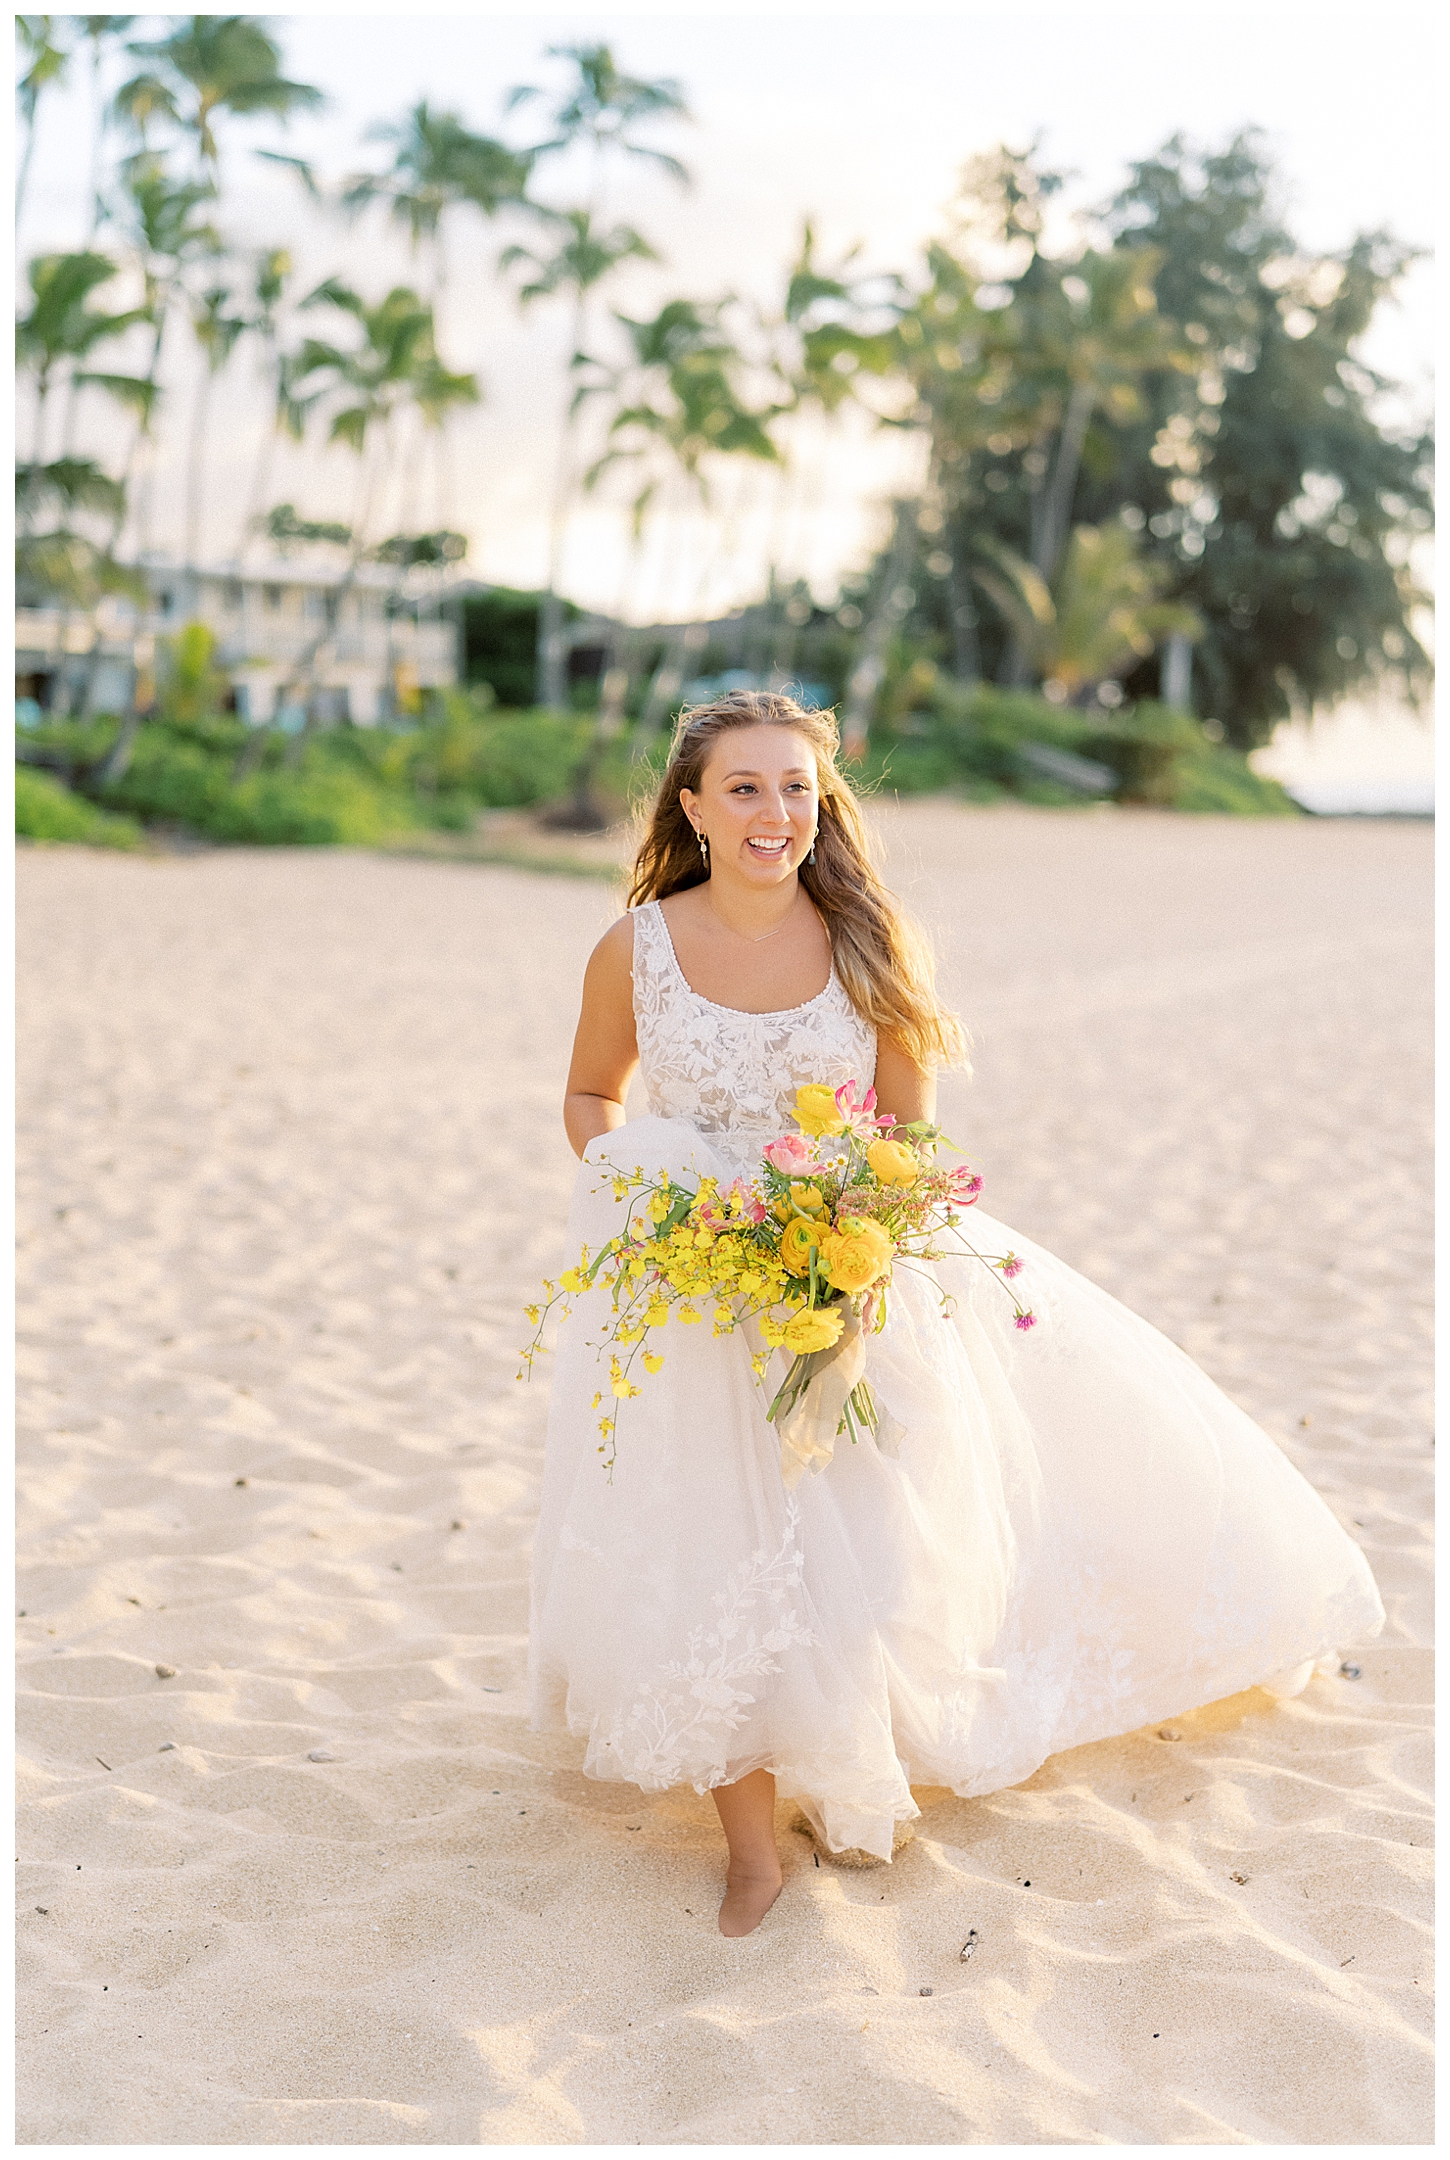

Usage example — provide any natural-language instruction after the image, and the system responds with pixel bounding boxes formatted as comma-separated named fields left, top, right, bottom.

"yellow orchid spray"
left=520, top=1078, right=1033, bottom=1476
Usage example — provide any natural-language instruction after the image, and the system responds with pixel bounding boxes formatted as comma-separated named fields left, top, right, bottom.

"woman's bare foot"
left=712, top=1768, right=782, bottom=1936
left=718, top=1863, right=783, bottom=1937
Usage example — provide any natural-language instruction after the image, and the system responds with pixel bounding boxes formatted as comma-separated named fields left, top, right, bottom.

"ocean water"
left=1251, top=700, right=1434, bottom=816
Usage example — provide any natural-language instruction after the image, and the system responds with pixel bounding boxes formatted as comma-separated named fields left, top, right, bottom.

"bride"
left=528, top=688, right=1384, bottom=1937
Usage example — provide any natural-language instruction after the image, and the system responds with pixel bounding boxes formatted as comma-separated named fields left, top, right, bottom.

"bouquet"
left=521, top=1078, right=1034, bottom=1483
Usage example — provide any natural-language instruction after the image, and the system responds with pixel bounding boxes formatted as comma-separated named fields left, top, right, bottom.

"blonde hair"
left=626, top=689, right=968, bottom=1072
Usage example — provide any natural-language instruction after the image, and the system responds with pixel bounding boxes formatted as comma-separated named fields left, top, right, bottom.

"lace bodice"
left=630, top=900, right=878, bottom=1171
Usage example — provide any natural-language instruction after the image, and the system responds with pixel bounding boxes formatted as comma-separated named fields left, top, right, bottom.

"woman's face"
left=680, top=725, right=820, bottom=887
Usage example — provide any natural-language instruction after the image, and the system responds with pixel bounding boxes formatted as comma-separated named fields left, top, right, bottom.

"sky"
left=16, top=1, right=1437, bottom=797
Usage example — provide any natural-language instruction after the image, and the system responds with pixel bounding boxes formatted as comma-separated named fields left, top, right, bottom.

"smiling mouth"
left=746, top=837, right=790, bottom=858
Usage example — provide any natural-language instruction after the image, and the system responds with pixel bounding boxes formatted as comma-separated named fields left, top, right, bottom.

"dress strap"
left=628, top=899, right=669, bottom=1019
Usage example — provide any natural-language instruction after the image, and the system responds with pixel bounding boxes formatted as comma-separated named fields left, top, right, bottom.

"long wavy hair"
left=626, top=690, right=968, bottom=1071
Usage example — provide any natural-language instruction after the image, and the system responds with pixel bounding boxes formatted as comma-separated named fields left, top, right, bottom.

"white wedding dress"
left=528, top=901, right=1385, bottom=1859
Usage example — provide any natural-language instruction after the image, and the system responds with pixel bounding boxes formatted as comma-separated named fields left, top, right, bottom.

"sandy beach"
left=16, top=802, right=1431, bottom=2145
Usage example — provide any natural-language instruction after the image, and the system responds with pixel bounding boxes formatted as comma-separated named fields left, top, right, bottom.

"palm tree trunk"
left=185, top=361, right=215, bottom=568
left=840, top=500, right=917, bottom=760
left=1033, top=378, right=1095, bottom=584
left=537, top=292, right=585, bottom=709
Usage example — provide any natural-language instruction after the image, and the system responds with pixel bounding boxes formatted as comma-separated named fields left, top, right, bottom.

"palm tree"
left=118, top=15, right=323, bottom=185
left=103, top=151, right=218, bottom=559
left=1024, top=247, right=1191, bottom=588
left=974, top=520, right=1201, bottom=699
left=183, top=277, right=247, bottom=565
left=505, top=41, right=691, bottom=706
left=501, top=209, right=658, bottom=706
left=343, top=101, right=531, bottom=303
left=506, top=42, right=689, bottom=191
left=75, top=17, right=136, bottom=234
left=15, top=16, right=71, bottom=228
left=270, top=279, right=479, bottom=737
left=584, top=293, right=782, bottom=756
left=235, top=247, right=302, bottom=562
left=16, top=252, right=148, bottom=484
left=344, top=100, right=532, bottom=536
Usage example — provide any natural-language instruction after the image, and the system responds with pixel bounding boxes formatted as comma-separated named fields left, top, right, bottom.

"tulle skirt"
left=528, top=1118, right=1384, bottom=1860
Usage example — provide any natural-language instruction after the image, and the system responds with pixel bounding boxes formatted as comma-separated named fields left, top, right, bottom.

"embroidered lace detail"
left=630, top=900, right=877, bottom=1172
left=589, top=1504, right=817, bottom=1790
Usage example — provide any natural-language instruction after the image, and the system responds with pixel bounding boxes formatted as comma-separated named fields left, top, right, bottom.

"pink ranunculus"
left=763, top=1134, right=815, bottom=1175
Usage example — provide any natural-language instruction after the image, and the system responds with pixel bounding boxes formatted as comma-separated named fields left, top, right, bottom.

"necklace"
left=705, top=893, right=798, bottom=945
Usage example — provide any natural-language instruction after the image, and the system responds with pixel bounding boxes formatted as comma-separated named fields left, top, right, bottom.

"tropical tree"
left=1096, top=130, right=1433, bottom=740
left=235, top=247, right=302, bottom=561
left=74, top=17, right=136, bottom=235
left=344, top=99, right=533, bottom=536
left=586, top=293, right=782, bottom=748
left=16, top=251, right=148, bottom=483
left=117, top=14, right=323, bottom=183
left=501, top=208, right=658, bottom=705
left=506, top=41, right=689, bottom=192
left=15, top=15, right=71, bottom=227
left=183, top=276, right=247, bottom=563
left=267, top=279, right=479, bottom=737
left=973, top=520, right=1201, bottom=700
left=103, top=151, right=218, bottom=558
left=343, top=100, right=531, bottom=302
left=505, top=40, right=691, bottom=705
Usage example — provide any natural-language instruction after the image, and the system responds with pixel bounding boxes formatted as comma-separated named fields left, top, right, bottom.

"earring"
left=697, top=827, right=709, bottom=865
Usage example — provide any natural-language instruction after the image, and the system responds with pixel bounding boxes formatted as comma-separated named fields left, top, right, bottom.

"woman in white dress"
left=528, top=690, right=1384, bottom=1937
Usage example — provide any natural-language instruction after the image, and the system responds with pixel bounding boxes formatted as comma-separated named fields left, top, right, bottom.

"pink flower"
left=1014, top=1310, right=1037, bottom=1331
left=998, top=1253, right=1024, bottom=1280
left=726, top=1178, right=768, bottom=1225
left=834, top=1078, right=896, bottom=1137
left=763, top=1134, right=816, bottom=1175
left=948, top=1167, right=983, bottom=1205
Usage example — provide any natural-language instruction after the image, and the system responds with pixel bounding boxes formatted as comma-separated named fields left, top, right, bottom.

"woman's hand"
left=563, top=917, right=639, bottom=1158
left=873, top=1033, right=937, bottom=1129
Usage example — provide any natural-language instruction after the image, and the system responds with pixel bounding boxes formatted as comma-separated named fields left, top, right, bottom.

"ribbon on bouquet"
left=768, top=1303, right=905, bottom=1490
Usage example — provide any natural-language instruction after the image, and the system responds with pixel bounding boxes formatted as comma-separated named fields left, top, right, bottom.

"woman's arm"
left=873, top=1032, right=937, bottom=1129
left=563, top=916, right=640, bottom=1158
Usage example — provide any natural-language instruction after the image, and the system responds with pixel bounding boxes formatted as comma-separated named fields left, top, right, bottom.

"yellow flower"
left=818, top=1216, right=894, bottom=1295
left=793, top=1083, right=846, bottom=1138
left=789, top=1181, right=826, bottom=1216
left=559, top=1269, right=583, bottom=1293
left=867, top=1138, right=919, bottom=1187
left=783, top=1304, right=847, bottom=1354
left=678, top=1304, right=702, bottom=1325
left=779, top=1215, right=824, bottom=1275
left=646, top=1301, right=669, bottom=1327
left=643, top=1351, right=664, bottom=1374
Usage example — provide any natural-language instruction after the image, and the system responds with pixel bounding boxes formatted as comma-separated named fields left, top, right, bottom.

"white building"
left=15, top=558, right=460, bottom=727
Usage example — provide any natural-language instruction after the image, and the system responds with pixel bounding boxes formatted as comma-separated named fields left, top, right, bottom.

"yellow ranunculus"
left=867, top=1138, right=919, bottom=1187
left=817, top=1215, right=893, bottom=1295
left=789, top=1181, right=826, bottom=1216
left=793, top=1083, right=846, bottom=1138
left=783, top=1303, right=847, bottom=1354
left=779, top=1214, right=824, bottom=1275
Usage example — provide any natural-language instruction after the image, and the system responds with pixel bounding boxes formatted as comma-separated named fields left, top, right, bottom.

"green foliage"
left=16, top=767, right=143, bottom=849
left=461, top=587, right=579, bottom=707
left=879, top=131, right=1430, bottom=744
left=864, top=684, right=1298, bottom=815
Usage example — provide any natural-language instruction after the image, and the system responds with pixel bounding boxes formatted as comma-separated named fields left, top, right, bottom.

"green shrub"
left=89, top=723, right=422, bottom=845
left=16, top=767, right=143, bottom=848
